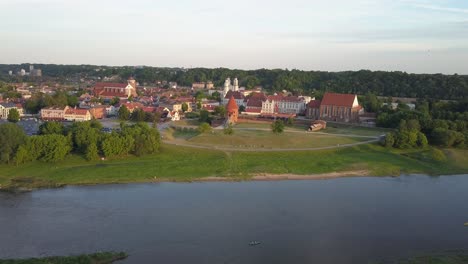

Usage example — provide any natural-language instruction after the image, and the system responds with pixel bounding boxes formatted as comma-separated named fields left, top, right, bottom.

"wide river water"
left=1, top=175, right=468, bottom=263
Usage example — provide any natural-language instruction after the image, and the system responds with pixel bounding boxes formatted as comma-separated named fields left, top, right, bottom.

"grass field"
left=1, top=142, right=467, bottom=190
left=187, top=129, right=369, bottom=149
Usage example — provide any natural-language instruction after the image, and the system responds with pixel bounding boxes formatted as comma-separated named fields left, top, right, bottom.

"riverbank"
left=198, top=170, right=371, bottom=182
left=0, top=143, right=467, bottom=191
left=0, top=252, right=127, bottom=264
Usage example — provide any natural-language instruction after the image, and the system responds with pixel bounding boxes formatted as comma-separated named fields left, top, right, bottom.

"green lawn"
left=1, top=143, right=467, bottom=190
left=185, top=129, right=368, bottom=149
left=321, top=122, right=391, bottom=136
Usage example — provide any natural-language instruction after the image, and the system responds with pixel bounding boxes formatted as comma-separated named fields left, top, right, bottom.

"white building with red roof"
left=64, top=107, right=91, bottom=122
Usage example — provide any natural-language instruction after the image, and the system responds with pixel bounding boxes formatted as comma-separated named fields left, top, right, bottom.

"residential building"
left=0, top=102, right=24, bottom=119
left=41, top=106, right=69, bottom=121
left=192, top=82, right=206, bottom=89
left=64, top=107, right=92, bottom=122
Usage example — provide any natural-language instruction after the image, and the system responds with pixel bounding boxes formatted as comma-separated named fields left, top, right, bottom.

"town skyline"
left=1, top=0, right=468, bottom=75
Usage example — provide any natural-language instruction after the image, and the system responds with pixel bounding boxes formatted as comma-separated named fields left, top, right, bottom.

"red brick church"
left=93, top=77, right=138, bottom=100
left=306, top=92, right=363, bottom=122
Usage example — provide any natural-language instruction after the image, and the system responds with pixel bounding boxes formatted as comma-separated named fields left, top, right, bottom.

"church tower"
left=126, top=76, right=138, bottom=98
left=233, top=78, right=239, bottom=91
left=223, top=78, right=231, bottom=97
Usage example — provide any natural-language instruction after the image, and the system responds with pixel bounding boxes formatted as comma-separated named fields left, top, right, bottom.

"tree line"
left=1, top=64, right=467, bottom=100
left=373, top=96, right=468, bottom=149
left=0, top=120, right=161, bottom=165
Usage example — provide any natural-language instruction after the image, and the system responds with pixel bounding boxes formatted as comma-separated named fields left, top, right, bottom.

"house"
left=64, top=107, right=92, bottom=122
left=0, top=102, right=24, bottom=119
left=119, top=102, right=144, bottom=113
left=93, top=77, right=138, bottom=100
left=105, top=105, right=118, bottom=117
left=192, top=82, right=206, bottom=89
left=41, top=106, right=68, bottom=121
left=167, top=111, right=180, bottom=121
left=306, top=92, right=363, bottom=122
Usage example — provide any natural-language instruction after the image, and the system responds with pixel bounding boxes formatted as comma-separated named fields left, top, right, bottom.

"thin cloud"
left=403, top=1, right=468, bottom=14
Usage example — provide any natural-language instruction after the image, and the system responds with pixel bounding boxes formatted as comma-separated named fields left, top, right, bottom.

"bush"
left=223, top=124, right=234, bottom=135
left=431, top=149, right=447, bottom=162
left=198, top=123, right=212, bottom=133
left=271, top=120, right=285, bottom=134
left=383, top=132, right=395, bottom=148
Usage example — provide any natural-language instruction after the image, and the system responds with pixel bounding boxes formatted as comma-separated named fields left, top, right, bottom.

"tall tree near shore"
left=0, top=123, right=27, bottom=164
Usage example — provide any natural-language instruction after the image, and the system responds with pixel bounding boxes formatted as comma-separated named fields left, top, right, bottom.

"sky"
left=1, top=0, right=467, bottom=74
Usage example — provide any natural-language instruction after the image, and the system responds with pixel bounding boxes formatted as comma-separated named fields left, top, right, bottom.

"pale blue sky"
left=1, top=0, right=467, bottom=74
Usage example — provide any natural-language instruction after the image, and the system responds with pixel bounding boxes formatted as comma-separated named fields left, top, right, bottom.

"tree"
left=239, top=105, right=246, bottom=112
left=39, top=121, right=64, bottom=135
left=271, top=120, right=285, bottom=134
left=14, top=145, right=29, bottom=165
left=131, top=109, right=146, bottom=122
left=0, top=123, right=27, bottom=164
left=223, top=124, right=234, bottom=135
left=25, top=134, right=71, bottom=162
left=198, top=123, right=212, bottom=133
left=118, top=105, right=130, bottom=120
left=214, top=106, right=226, bottom=117
left=199, top=109, right=211, bottom=124
left=70, top=121, right=101, bottom=153
left=416, top=132, right=428, bottom=148
left=181, top=103, right=189, bottom=112
left=85, top=143, right=100, bottom=161
left=7, top=108, right=20, bottom=123
left=121, top=123, right=161, bottom=156
left=101, top=133, right=131, bottom=158
left=110, top=96, right=120, bottom=106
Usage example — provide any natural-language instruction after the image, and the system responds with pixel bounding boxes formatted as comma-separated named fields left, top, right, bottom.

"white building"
left=0, top=102, right=23, bottom=119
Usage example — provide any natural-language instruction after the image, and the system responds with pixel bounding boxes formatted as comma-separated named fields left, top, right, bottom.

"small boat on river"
left=249, top=241, right=261, bottom=246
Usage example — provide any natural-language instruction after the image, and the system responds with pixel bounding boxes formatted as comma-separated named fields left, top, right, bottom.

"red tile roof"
left=321, top=93, right=357, bottom=107
left=94, top=82, right=128, bottom=89
left=246, top=98, right=263, bottom=107
left=225, top=91, right=245, bottom=100
left=65, top=108, right=89, bottom=115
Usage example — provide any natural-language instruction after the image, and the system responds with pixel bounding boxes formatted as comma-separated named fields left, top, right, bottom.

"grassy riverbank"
left=1, top=142, right=468, bottom=190
left=0, top=252, right=127, bottom=264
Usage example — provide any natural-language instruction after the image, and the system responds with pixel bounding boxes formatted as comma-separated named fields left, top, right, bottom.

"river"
left=1, top=175, right=467, bottom=263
